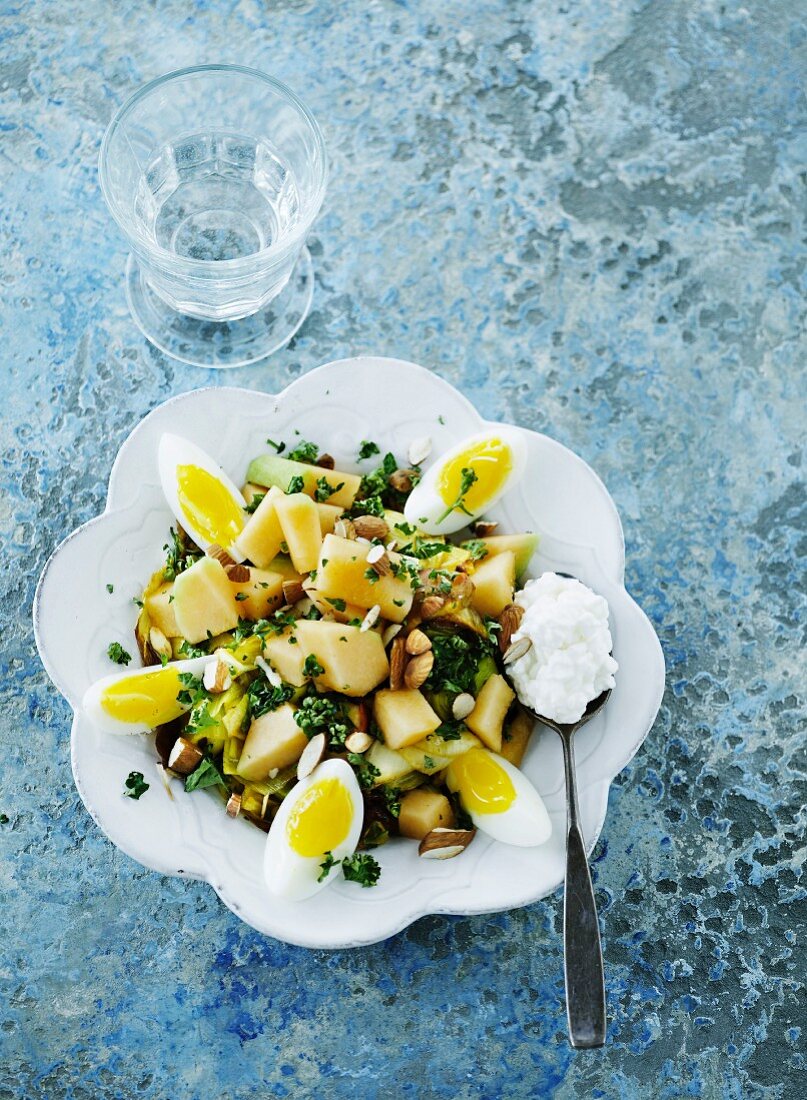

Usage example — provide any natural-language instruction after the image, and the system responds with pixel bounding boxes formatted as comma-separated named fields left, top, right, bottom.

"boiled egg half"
left=82, top=655, right=209, bottom=734
left=158, top=433, right=248, bottom=560
left=264, top=758, right=364, bottom=901
left=446, top=747, right=551, bottom=846
left=404, top=428, right=527, bottom=536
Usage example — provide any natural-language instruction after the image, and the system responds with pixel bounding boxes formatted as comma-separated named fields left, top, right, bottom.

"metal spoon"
left=507, top=672, right=611, bottom=1048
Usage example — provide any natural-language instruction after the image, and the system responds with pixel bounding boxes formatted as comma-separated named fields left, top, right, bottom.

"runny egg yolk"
left=176, top=464, right=244, bottom=548
left=436, top=438, right=513, bottom=514
left=100, top=667, right=188, bottom=726
left=286, top=778, right=353, bottom=858
left=448, top=749, right=516, bottom=815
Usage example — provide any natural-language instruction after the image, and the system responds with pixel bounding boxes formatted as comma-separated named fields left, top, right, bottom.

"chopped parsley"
left=426, top=630, right=496, bottom=696
left=347, top=752, right=380, bottom=789
left=363, top=567, right=380, bottom=584
left=247, top=676, right=294, bottom=719
left=123, top=771, right=149, bottom=800
left=438, top=415, right=446, bottom=425
left=303, top=654, right=325, bottom=679
left=184, top=756, right=224, bottom=793
left=107, top=642, right=131, bottom=666
left=235, top=592, right=249, bottom=601
left=358, top=440, right=380, bottom=461
left=463, top=539, right=489, bottom=561
left=245, top=491, right=266, bottom=514
left=177, top=639, right=209, bottom=658
left=287, top=474, right=305, bottom=494
left=341, top=852, right=381, bottom=887
left=295, top=695, right=351, bottom=748
left=423, top=755, right=436, bottom=770
left=383, top=787, right=401, bottom=818
left=436, top=466, right=478, bottom=525
left=318, top=851, right=338, bottom=882
left=315, top=476, right=344, bottom=502
left=287, top=440, right=319, bottom=463
left=266, top=438, right=286, bottom=453
left=162, top=526, right=202, bottom=581
left=435, top=720, right=463, bottom=741
left=0, top=814, right=8, bottom=825
left=106, top=583, right=114, bottom=594
left=325, top=597, right=347, bottom=611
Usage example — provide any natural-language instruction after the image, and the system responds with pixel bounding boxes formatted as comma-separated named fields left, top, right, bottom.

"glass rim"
left=98, top=64, right=328, bottom=272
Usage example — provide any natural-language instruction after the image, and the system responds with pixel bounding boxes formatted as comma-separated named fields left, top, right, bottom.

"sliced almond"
left=382, top=623, right=403, bottom=647
left=226, top=563, right=250, bottom=583
left=167, top=736, right=204, bottom=776
left=405, top=628, right=432, bottom=655
left=154, top=762, right=175, bottom=801
left=405, top=650, right=434, bottom=689
left=472, top=520, right=498, bottom=538
left=352, top=515, right=389, bottom=540
left=297, top=732, right=327, bottom=781
left=207, top=543, right=236, bottom=567
left=419, top=595, right=446, bottom=620
left=503, top=636, right=533, bottom=665
left=282, top=579, right=306, bottom=605
left=255, top=655, right=283, bottom=688
left=452, top=693, right=476, bottom=720
left=334, top=517, right=357, bottom=540
left=316, top=453, right=335, bottom=470
left=226, top=792, right=242, bottom=818
left=148, top=626, right=173, bottom=663
left=389, top=636, right=407, bottom=691
left=353, top=700, right=369, bottom=732
left=345, top=730, right=374, bottom=754
left=498, top=603, right=525, bottom=653
left=203, top=657, right=232, bottom=694
left=418, top=827, right=476, bottom=859
left=388, top=468, right=417, bottom=493
left=366, top=544, right=391, bottom=576
left=408, top=437, right=432, bottom=466
left=360, top=604, right=381, bottom=633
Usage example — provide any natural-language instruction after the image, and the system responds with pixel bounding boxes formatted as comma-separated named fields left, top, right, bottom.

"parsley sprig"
left=318, top=851, right=381, bottom=887
left=123, top=771, right=149, bottom=800
left=435, top=466, right=478, bottom=525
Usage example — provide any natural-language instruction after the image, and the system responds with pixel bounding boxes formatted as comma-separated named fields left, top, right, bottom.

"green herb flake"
left=132, top=597, right=144, bottom=608
left=266, top=438, right=286, bottom=453
left=247, top=676, right=294, bottom=719
left=358, top=440, right=380, bottom=461
left=364, top=567, right=380, bottom=584
left=106, top=583, right=114, bottom=594
left=287, top=475, right=305, bottom=494
left=295, top=695, right=351, bottom=748
left=107, top=642, right=131, bottom=666
left=123, top=771, right=149, bottom=800
left=184, top=756, right=225, bottom=793
left=318, top=851, right=339, bottom=882
left=287, top=440, right=319, bottom=464
left=463, top=539, right=489, bottom=561
left=245, top=492, right=266, bottom=514
left=325, top=597, right=347, bottom=611
left=384, top=787, right=401, bottom=818
left=347, top=752, right=381, bottom=789
left=341, top=852, right=381, bottom=888
left=303, top=654, right=325, bottom=679
left=235, top=592, right=249, bottom=601
left=315, top=476, right=344, bottom=503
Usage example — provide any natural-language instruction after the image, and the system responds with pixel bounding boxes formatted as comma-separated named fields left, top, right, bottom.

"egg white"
left=264, top=758, right=364, bottom=901
left=403, top=427, right=527, bottom=536
left=446, top=749, right=552, bottom=847
left=158, top=433, right=247, bottom=559
left=82, top=655, right=210, bottom=735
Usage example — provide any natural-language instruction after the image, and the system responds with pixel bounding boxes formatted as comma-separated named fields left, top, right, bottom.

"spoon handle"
left=560, top=731, right=606, bottom=1048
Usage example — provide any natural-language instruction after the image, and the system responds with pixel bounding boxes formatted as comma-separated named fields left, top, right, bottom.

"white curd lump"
left=508, top=572, right=618, bottom=724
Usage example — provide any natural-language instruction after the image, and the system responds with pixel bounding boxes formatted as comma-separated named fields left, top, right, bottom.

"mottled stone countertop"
left=1, top=1, right=804, bottom=1097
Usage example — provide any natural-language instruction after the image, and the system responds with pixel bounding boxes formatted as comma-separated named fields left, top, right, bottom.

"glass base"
left=124, top=248, right=313, bottom=368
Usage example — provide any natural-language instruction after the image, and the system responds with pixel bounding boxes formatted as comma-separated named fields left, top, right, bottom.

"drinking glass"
left=99, top=65, right=327, bottom=367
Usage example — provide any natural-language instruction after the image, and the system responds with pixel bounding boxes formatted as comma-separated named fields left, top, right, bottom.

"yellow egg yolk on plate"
left=100, top=666, right=189, bottom=727
left=286, top=778, right=354, bottom=857
left=176, top=463, right=245, bottom=549
left=448, top=748, right=517, bottom=815
left=436, top=437, right=514, bottom=516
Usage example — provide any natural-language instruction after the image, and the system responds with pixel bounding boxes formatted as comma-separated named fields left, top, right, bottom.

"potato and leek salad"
left=84, top=428, right=554, bottom=900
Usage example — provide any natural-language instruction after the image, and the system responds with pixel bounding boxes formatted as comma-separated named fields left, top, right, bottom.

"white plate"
left=33, top=356, right=665, bottom=948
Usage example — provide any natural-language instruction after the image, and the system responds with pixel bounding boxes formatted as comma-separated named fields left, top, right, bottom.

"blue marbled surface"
left=1, top=1, right=804, bottom=1096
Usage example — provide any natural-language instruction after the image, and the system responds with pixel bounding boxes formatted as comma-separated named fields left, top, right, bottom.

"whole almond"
left=297, top=733, right=327, bottom=781
left=345, top=730, right=374, bottom=754
left=452, top=692, right=476, bottom=720
left=419, top=595, right=446, bottom=620
left=389, top=636, right=407, bottom=691
left=353, top=515, right=389, bottom=540
left=498, top=603, right=525, bottom=653
left=404, top=650, right=434, bottom=689
left=282, top=579, right=306, bottom=605
left=388, top=468, right=417, bottom=493
left=334, top=517, right=357, bottom=540
left=167, top=736, right=204, bottom=776
left=418, top=827, right=476, bottom=859
left=503, top=636, right=533, bottom=666
left=226, top=563, right=250, bottom=583
left=407, top=437, right=432, bottom=466
left=472, top=520, right=498, bottom=538
left=405, top=628, right=432, bottom=655
left=207, top=543, right=236, bottom=567
left=316, top=453, right=335, bottom=470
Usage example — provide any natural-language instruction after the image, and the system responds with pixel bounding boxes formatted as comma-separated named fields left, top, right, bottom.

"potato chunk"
left=316, top=534, right=414, bottom=622
left=399, top=789, right=455, bottom=840
left=263, top=619, right=389, bottom=697
left=229, top=568, right=284, bottom=621
left=316, top=502, right=342, bottom=534
left=470, top=551, right=516, bottom=618
left=237, top=704, right=308, bottom=780
left=500, top=706, right=535, bottom=767
left=374, top=689, right=441, bottom=750
left=274, top=492, right=323, bottom=574
left=465, top=672, right=515, bottom=753
left=234, top=486, right=285, bottom=567
left=172, top=556, right=239, bottom=643
left=144, top=581, right=180, bottom=637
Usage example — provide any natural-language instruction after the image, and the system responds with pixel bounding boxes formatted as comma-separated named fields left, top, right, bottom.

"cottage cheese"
left=508, top=573, right=618, bottom=724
